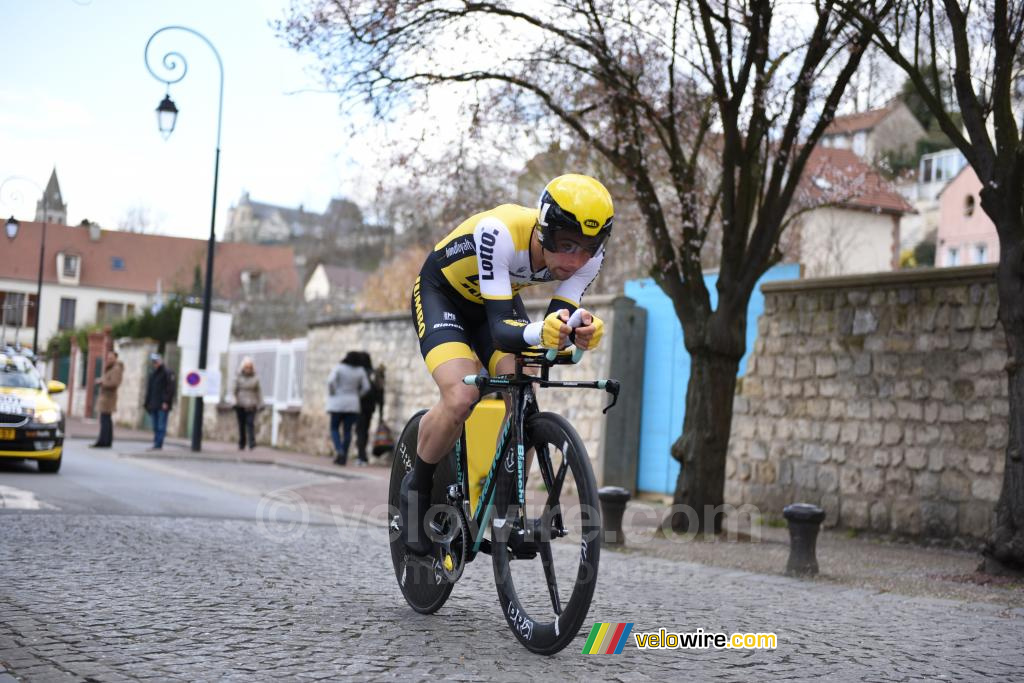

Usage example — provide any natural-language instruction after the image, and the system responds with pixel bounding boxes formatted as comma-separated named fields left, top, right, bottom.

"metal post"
left=33, top=201, right=47, bottom=355
left=783, top=503, right=827, bottom=577
left=0, top=177, right=46, bottom=354
left=145, top=26, right=224, bottom=452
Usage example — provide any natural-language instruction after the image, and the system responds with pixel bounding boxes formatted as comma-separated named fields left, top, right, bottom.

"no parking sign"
left=181, top=369, right=206, bottom=397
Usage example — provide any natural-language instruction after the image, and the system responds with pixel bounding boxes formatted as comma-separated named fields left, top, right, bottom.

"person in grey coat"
left=326, top=351, right=371, bottom=465
left=233, top=356, right=263, bottom=450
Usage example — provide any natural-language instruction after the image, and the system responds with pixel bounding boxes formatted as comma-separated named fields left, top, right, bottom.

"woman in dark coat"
left=354, top=352, right=383, bottom=466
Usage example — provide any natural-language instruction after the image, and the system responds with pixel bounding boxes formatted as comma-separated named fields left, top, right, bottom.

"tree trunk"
left=667, top=349, right=741, bottom=534
left=982, top=244, right=1024, bottom=575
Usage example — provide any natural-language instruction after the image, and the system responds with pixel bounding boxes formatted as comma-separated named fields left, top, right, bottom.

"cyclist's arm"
left=476, top=218, right=537, bottom=352
left=521, top=250, right=605, bottom=344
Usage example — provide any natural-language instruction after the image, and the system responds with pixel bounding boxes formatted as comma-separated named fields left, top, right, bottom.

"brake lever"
left=602, top=379, right=620, bottom=414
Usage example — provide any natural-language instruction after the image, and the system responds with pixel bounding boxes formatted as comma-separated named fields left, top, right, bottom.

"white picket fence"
left=220, top=337, right=306, bottom=446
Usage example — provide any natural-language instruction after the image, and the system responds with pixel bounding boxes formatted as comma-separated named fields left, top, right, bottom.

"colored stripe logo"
left=582, top=622, right=634, bottom=654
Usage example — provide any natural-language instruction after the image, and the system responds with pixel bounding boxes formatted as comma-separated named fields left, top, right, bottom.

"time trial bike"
left=388, top=347, right=620, bottom=655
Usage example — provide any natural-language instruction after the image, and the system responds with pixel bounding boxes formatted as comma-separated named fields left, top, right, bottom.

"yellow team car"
left=0, top=350, right=66, bottom=473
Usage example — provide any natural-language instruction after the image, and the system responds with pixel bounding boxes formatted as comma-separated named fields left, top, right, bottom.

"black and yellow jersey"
left=421, top=203, right=603, bottom=355
left=431, top=204, right=603, bottom=307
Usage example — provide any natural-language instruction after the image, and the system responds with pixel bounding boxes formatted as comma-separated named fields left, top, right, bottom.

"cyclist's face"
left=545, top=236, right=599, bottom=278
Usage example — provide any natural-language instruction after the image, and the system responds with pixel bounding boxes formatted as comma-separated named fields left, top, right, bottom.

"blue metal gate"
left=624, top=264, right=801, bottom=495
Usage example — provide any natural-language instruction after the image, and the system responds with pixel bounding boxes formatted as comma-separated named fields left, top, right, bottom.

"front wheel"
left=388, top=410, right=456, bottom=614
left=492, top=412, right=601, bottom=655
left=37, top=453, right=62, bottom=473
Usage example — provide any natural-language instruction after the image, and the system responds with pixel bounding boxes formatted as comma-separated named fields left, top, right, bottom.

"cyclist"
left=400, top=173, right=613, bottom=555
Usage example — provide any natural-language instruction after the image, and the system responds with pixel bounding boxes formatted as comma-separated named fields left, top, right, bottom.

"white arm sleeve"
left=552, top=249, right=604, bottom=307
left=474, top=217, right=516, bottom=300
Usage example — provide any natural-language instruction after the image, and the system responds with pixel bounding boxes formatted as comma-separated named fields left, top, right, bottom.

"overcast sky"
left=0, top=0, right=369, bottom=240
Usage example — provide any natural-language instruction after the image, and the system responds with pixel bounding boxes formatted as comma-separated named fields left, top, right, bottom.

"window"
left=976, top=244, right=988, bottom=264
left=948, top=247, right=960, bottom=266
left=111, top=256, right=125, bottom=271
left=964, top=195, right=975, bottom=217
left=95, top=301, right=135, bottom=325
left=852, top=131, right=867, bottom=157
left=2, top=292, right=25, bottom=326
left=921, top=158, right=933, bottom=183
left=58, top=298, right=76, bottom=330
left=62, top=254, right=80, bottom=278
left=241, top=270, right=265, bottom=297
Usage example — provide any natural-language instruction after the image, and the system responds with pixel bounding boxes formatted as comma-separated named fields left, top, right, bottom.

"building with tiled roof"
left=0, top=220, right=299, bottom=349
left=303, top=263, right=370, bottom=318
left=226, top=192, right=390, bottom=247
left=224, top=191, right=394, bottom=279
left=787, top=146, right=915, bottom=277
left=820, top=100, right=926, bottom=165
left=225, top=191, right=323, bottom=243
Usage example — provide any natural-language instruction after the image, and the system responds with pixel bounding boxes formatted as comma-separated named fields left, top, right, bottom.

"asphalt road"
left=1, top=438, right=1022, bottom=681
left=0, top=438, right=338, bottom=523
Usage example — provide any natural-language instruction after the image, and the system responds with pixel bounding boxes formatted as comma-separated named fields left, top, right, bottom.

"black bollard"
left=783, top=503, right=826, bottom=577
left=598, top=486, right=632, bottom=546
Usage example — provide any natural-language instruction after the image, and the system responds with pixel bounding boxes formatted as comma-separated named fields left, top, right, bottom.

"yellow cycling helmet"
left=537, top=174, right=614, bottom=253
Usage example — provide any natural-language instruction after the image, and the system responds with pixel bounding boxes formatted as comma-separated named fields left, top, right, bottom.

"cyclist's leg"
left=412, top=277, right=484, bottom=465
left=418, top=356, right=482, bottom=465
left=403, top=270, right=483, bottom=553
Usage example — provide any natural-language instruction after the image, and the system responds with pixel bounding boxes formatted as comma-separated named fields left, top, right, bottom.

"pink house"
left=937, top=166, right=999, bottom=266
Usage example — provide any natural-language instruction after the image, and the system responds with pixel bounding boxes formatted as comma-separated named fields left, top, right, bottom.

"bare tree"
left=118, top=204, right=162, bottom=233
left=280, top=0, right=889, bottom=532
left=841, top=0, right=1024, bottom=574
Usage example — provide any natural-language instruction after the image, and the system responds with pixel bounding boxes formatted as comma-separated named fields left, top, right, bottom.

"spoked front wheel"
left=388, top=410, right=457, bottom=614
left=491, top=411, right=601, bottom=655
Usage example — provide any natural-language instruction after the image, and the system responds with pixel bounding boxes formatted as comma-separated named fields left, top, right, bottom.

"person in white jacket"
left=326, top=351, right=371, bottom=465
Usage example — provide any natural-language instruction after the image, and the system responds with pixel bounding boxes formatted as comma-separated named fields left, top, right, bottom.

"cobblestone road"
left=1, top=512, right=1022, bottom=681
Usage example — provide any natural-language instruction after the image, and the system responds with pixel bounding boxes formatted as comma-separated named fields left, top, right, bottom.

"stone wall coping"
left=761, top=264, right=997, bottom=294
left=308, top=293, right=626, bottom=329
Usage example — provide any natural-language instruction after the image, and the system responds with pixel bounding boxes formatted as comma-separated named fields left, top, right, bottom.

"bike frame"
left=452, top=353, right=619, bottom=563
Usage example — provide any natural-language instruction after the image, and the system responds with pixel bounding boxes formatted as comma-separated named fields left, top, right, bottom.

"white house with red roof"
left=0, top=219, right=300, bottom=350
left=787, top=147, right=916, bottom=277
left=303, top=263, right=368, bottom=304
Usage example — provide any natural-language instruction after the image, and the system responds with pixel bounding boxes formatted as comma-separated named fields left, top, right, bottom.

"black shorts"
left=410, top=257, right=527, bottom=375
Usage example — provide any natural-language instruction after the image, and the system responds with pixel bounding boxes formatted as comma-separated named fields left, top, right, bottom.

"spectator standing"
left=326, top=351, right=370, bottom=466
left=143, top=353, right=175, bottom=451
left=354, top=352, right=384, bottom=466
left=90, top=350, right=123, bottom=448
left=233, top=356, right=263, bottom=450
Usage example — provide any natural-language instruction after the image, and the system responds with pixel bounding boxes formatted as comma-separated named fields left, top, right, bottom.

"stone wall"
left=112, top=340, right=185, bottom=437
left=289, top=296, right=620, bottom=472
left=203, top=403, right=274, bottom=447
left=726, top=264, right=1006, bottom=542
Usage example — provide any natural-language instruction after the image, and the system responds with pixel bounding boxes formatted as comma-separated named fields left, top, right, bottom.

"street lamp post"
left=1, top=177, right=48, bottom=355
left=145, top=26, right=223, bottom=453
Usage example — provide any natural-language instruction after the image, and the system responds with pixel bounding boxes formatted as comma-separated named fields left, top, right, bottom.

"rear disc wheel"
left=388, top=411, right=456, bottom=614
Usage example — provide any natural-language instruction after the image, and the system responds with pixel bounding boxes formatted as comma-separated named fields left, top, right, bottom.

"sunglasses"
left=552, top=236, right=605, bottom=256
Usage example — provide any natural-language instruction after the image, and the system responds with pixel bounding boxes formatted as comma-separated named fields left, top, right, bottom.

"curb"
left=115, top=450, right=379, bottom=481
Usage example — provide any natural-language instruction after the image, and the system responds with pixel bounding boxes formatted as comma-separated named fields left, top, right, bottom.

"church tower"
left=35, top=168, right=68, bottom=224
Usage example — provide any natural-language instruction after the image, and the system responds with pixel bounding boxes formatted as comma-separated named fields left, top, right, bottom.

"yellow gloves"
left=541, top=311, right=571, bottom=349
left=539, top=309, right=605, bottom=350
left=578, top=314, right=604, bottom=351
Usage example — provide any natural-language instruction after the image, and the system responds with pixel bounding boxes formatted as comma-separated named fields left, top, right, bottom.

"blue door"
left=625, top=263, right=801, bottom=495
